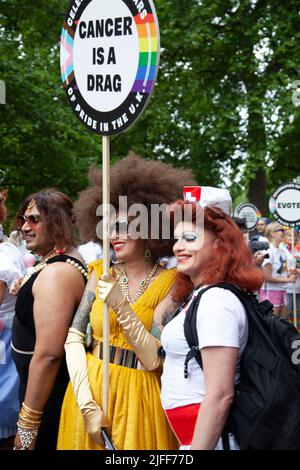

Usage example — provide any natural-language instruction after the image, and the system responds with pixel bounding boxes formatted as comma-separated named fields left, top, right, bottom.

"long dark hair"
left=17, top=189, right=76, bottom=248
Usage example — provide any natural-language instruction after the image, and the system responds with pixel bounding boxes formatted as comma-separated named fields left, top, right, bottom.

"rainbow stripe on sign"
left=60, top=22, right=75, bottom=87
left=131, top=13, right=159, bottom=94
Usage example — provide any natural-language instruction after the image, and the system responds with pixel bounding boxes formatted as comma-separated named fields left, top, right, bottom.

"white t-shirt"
left=281, top=245, right=300, bottom=294
left=77, top=241, right=103, bottom=265
left=0, top=242, right=26, bottom=327
left=160, top=286, right=248, bottom=410
left=262, top=244, right=288, bottom=291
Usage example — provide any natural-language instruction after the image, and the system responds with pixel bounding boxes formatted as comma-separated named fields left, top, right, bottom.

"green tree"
left=1, top=0, right=300, bottom=225
left=1, top=0, right=100, bottom=225
left=150, top=0, right=300, bottom=214
left=113, top=0, right=300, bottom=213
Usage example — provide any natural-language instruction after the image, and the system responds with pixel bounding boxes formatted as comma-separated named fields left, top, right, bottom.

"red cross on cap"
left=183, top=186, right=232, bottom=215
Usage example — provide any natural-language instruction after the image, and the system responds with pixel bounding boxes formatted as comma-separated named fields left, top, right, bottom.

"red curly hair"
left=170, top=200, right=264, bottom=302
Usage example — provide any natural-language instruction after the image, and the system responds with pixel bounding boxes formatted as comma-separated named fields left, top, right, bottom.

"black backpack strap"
left=183, top=286, right=213, bottom=378
left=183, top=345, right=201, bottom=378
left=214, top=283, right=278, bottom=356
left=183, top=282, right=256, bottom=379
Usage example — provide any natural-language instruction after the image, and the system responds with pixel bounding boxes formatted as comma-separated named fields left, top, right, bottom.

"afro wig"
left=74, top=152, right=197, bottom=259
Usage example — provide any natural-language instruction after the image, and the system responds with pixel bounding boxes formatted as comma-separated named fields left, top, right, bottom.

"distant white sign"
left=269, top=183, right=300, bottom=227
left=234, top=202, right=261, bottom=231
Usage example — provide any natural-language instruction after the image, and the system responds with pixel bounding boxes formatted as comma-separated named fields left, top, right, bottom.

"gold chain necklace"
left=117, top=263, right=159, bottom=304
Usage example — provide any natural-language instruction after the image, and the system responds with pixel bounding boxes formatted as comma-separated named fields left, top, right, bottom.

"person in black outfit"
left=11, top=189, right=87, bottom=450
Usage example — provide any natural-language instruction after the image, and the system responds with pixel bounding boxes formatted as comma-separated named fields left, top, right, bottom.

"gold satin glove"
left=82, top=403, right=105, bottom=447
left=98, top=275, right=124, bottom=309
left=65, top=327, right=107, bottom=447
left=98, top=275, right=161, bottom=371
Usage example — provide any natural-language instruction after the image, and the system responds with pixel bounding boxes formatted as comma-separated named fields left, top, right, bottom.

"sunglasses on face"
left=172, top=231, right=201, bottom=245
left=17, top=214, right=42, bottom=228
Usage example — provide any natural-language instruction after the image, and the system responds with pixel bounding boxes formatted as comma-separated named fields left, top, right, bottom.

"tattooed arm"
left=65, top=270, right=106, bottom=447
left=71, top=275, right=97, bottom=334
left=152, top=291, right=180, bottom=338
left=161, top=301, right=181, bottom=327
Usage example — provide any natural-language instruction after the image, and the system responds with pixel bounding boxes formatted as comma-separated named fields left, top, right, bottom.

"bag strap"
left=183, top=285, right=214, bottom=376
left=211, top=283, right=277, bottom=355
left=183, top=282, right=275, bottom=379
left=183, top=282, right=258, bottom=378
left=182, top=282, right=272, bottom=449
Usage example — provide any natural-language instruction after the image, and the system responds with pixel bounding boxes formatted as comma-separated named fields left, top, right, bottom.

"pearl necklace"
left=117, top=263, right=159, bottom=304
left=21, top=249, right=57, bottom=287
left=21, top=251, right=88, bottom=287
left=66, top=258, right=88, bottom=278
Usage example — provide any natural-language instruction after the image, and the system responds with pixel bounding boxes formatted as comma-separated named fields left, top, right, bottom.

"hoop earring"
left=144, top=248, right=151, bottom=263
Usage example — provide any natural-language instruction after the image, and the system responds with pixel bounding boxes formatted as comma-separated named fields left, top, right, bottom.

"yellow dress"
left=57, top=260, right=179, bottom=450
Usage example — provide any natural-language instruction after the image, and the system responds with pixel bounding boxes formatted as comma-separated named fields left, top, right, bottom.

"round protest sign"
left=60, top=0, right=160, bottom=135
left=234, top=202, right=261, bottom=231
left=269, top=183, right=300, bottom=227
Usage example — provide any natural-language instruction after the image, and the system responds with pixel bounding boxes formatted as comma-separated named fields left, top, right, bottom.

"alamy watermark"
left=291, top=339, right=300, bottom=365
left=95, top=197, right=204, bottom=243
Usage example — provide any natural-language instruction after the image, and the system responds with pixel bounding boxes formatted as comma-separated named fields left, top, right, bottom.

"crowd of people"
left=0, top=153, right=299, bottom=451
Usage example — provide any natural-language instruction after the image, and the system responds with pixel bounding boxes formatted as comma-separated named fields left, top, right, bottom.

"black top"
left=11, top=254, right=87, bottom=450
left=12, top=254, right=87, bottom=352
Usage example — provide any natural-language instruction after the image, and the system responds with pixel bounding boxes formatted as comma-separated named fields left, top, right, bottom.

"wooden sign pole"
left=102, top=135, right=110, bottom=419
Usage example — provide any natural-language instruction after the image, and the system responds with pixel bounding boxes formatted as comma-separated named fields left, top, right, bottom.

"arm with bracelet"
left=14, top=263, right=85, bottom=450
left=64, top=271, right=107, bottom=447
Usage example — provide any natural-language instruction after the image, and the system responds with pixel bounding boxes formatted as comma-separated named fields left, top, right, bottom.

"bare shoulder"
left=45, top=260, right=84, bottom=276
left=34, top=261, right=86, bottom=292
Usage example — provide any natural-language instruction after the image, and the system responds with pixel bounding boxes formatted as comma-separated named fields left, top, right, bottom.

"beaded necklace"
left=21, top=252, right=88, bottom=287
left=117, top=262, right=160, bottom=303
left=66, top=258, right=88, bottom=279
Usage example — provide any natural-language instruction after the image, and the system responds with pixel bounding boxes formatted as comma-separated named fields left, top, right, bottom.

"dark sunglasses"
left=171, top=231, right=201, bottom=245
left=273, top=228, right=285, bottom=233
left=17, top=214, right=42, bottom=228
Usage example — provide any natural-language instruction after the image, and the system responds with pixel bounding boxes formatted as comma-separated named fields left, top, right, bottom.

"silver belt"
left=11, top=342, right=34, bottom=355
